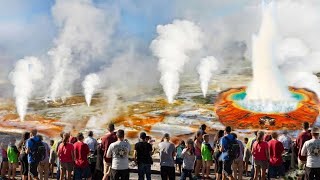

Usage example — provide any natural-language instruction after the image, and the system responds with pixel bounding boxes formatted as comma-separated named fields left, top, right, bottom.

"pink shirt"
left=0, top=148, right=7, bottom=158
left=194, top=139, right=202, bottom=156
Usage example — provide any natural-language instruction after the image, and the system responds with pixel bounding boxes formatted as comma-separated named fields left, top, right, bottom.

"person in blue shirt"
left=26, top=129, right=41, bottom=180
left=220, top=126, right=235, bottom=180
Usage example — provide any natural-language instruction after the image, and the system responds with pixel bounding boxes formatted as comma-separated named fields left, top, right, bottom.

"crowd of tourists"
left=0, top=122, right=319, bottom=180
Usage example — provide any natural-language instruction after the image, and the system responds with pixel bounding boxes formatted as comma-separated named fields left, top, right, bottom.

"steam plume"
left=150, top=20, right=203, bottom=103
left=197, top=56, right=219, bottom=97
left=246, top=1, right=292, bottom=101
left=278, top=38, right=320, bottom=95
left=48, top=0, right=114, bottom=100
left=9, top=57, right=44, bottom=121
left=82, top=73, right=100, bottom=106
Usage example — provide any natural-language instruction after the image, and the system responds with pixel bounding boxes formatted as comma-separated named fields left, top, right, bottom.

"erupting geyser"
left=82, top=73, right=100, bottom=106
left=197, top=56, right=219, bottom=98
left=9, top=57, right=44, bottom=121
left=244, top=0, right=297, bottom=112
left=151, top=20, right=203, bottom=103
left=214, top=1, right=320, bottom=130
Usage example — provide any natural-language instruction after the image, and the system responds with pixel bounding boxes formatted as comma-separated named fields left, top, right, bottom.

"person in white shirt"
left=106, top=129, right=131, bottom=180
left=301, top=127, right=320, bottom=179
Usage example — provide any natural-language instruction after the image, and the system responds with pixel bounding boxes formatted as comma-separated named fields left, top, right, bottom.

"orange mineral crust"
left=0, top=114, right=64, bottom=137
left=214, top=87, right=320, bottom=130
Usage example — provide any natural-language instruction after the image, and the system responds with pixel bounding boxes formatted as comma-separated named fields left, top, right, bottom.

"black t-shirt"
left=95, top=144, right=104, bottom=171
left=135, top=141, right=153, bottom=164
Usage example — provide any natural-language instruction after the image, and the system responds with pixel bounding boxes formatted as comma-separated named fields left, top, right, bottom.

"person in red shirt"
left=69, top=133, right=78, bottom=144
left=57, top=133, right=74, bottom=180
left=268, top=131, right=285, bottom=179
left=252, top=131, right=269, bottom=180
left=296, top=122, right=312, bottom=169
left=74, top=133, right=92, bottom=180
left=101, top=123, right=117, bottom=180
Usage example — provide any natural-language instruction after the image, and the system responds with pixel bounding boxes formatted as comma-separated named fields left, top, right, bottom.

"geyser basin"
left=214, top=87, right=320, bottom=130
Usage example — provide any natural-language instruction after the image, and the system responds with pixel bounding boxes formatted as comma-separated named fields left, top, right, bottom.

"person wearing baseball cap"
left=301, top=127, right=320, bottom=179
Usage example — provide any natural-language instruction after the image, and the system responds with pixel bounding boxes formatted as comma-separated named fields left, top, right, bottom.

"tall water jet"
left=48, top=0, right=113, bottom=101
left=245, top=1, right=293, bottom=102
left=197, top=56, right=219, bottom=97
left=150, top=20, right=203, bottom=103
left=82, top=73, right=100, bottom=106
left=9, top=57, right=44, bottom=121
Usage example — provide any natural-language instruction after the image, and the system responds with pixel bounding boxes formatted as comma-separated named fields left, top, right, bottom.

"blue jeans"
left=56, top=160, right=60, bottom=180
left=138, top=163, right=151, bottom=180
left=180, top=169, right=192, bottom=180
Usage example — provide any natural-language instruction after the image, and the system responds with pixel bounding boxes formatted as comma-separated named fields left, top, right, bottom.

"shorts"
left=60, top=162, right=74, bottom=172
left=254, top=160, right=268, bottom=170
left=196, top=155, right=202, bottom=160
left=2, top=158, right=8, bottom=162
left=74, top=166, right=92, bottom=179
left=103, top=160, right=111, bottom=175
left=305, top=167, right=320, bottom=180
left=268, top=165, right=285, bottom=178
left=19, top=155, right=28, bottom=176
left=8, top=162, right=18, bottom=169
left=29, top=162, right=39, bottom=177
left=223, top=160, right=233, bottom=176
left=110, top=168, right=130, bottom=180
left=202, top=160, right=213, bottom=167
left=215, top=160, right=223, bottom=174
left=175, top=158, right=183, bottom=165
left=243, top=148, right=251, bottom=163
left=298, top=159, right=306, bottom=170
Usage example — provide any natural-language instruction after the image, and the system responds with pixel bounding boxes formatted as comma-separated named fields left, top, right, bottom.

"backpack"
left=30, top=138, right=46, bottom=163
left=225, top=136, right=240, bottom=160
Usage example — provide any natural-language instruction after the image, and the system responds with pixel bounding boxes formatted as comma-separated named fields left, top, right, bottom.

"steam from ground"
left=197, top=56, right=219, bottom=97
left=278, top=38, right=320, bottom=95
left=86, top=88, right=120, bottom=128
left=246, top=1, right=292, bottom=102
left=82, top=73, right=100, bottom=106
left=48, top=0, right=115, bottom=100
left=2, top=0, right=320, bottom=124
left=9, top=57, right=44, bottom=121
left=150, top=20, right=203, bottom=103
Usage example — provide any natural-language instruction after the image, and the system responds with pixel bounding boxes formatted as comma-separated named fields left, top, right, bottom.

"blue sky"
left=0, top=0, right=251, bottom=54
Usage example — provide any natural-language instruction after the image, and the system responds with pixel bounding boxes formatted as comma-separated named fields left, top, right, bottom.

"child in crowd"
left=0, top=142, right=8, bottom=179
left=180, top=139, right=196, bottom=180
left=201, top=134, right=213, bottom=179
left=176, top=140, right=185, bottom=175
left=243, top=137, right=250, bottom=176
left=7, top=138, right=19, bottom=180
left=49, top=139, right=57, bottom=178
